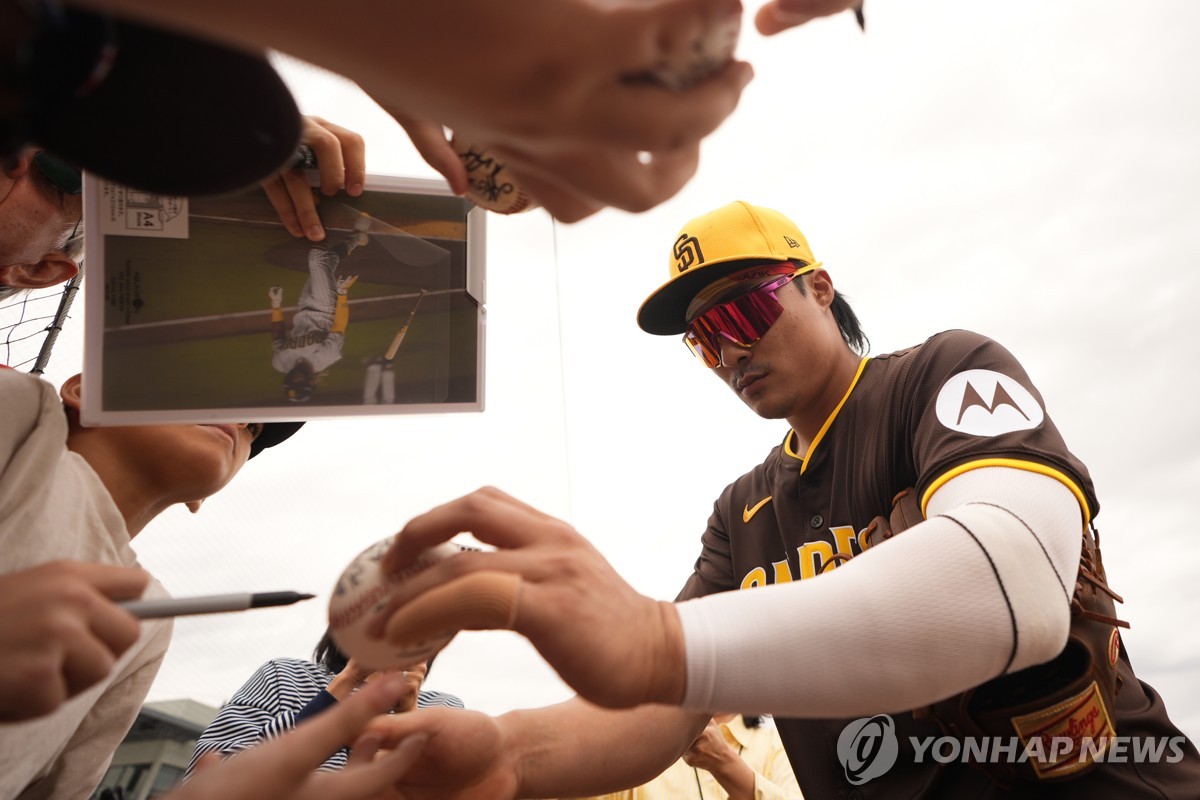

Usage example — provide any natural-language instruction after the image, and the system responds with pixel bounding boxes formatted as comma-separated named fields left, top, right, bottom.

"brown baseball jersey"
left=676, top=329, right=1200, bottom=798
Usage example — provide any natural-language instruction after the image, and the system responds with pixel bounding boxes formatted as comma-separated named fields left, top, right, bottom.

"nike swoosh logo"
left=743, top=496, right=772, bottom=523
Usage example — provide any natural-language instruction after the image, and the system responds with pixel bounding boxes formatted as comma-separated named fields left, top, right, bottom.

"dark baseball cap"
left=3, top=5, right=302, bottom=196
left=249, top=422, right=304, bottom=459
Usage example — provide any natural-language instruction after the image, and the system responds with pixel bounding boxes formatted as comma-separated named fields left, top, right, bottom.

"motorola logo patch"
left=935, top=369, right=1044, bottom=436
left=673, top=234, right=704, bottom=272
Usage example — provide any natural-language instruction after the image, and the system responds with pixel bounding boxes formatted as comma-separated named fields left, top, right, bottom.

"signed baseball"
left=450, top=134, right=537, bottom=215
left=328, top=537, right=464, bottom=671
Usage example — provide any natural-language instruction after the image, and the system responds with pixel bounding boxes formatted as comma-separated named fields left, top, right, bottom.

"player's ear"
left=0, top=255, right=78, bottom=289
left=59, top=373, right=84, bottom=411
left=186, top=500, right=204, bottom=514
left=808, top=268, right=835, bottom=308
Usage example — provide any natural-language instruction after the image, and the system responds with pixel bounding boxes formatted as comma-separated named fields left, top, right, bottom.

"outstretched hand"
left=165, top=674, right=428, bottom=800
left=368, top=487, right=687, bottom=709
left=262, top=116, right=366, bottom=242
left=356, top=0, right=752, bottom=223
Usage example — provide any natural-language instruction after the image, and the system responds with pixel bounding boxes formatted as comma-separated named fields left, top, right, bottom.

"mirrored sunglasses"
left=682, top=266, right=805, bottom=368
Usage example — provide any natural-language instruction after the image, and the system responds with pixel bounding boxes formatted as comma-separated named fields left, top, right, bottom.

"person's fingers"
left=280, top=168, right=325, bottom=242
left=755, top=2, right=815, bottom=34
left=493, top=142, right=701, bottom=216
left=576, top=0, right=751, bottom=152
left=356, top=732, right=430, bottom=788
left=85, top=595, right=142, bottom=660
left=369, top=546, right=548, bottom=639
left=579, top=60, right=753, bottom=153
left=755, top=0, right=858, bottom=35
left=345, top=733, right=383, bottom=768
left=0, top=662, right=68, bottom=722
left=382, top=571, right=521, bottom=646
left=76, top=562, right=151, bottom=601
left=501, top=167, right=601, bottom=224
left=395, top=116, right=468, bottom=195
left=183, top=673, right=411, bottom=797
left=60, top=629, right=119, bottom=697
left=381, top=487, right=563, bottom=572
left=284, top=673, right=412, bottom=758
left=300, top=116, right=348, bottom=198
left=316, top=118, right=367, bottom=197
left=262, top=177, right=305, bottom=238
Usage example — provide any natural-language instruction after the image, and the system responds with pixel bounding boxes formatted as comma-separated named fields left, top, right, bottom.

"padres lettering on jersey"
left=283, top=330, right=330, bottom=350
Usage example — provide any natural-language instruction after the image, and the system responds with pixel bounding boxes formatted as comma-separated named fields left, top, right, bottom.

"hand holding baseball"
left=368, top=487, right=687, bottom=710
left=353, top=0, right=751, bottom=223
left=0, top=561, right=148, bottom=722
left=268, top=286, right=284, bottom=308
left=336, top=275, right=358, bottom=295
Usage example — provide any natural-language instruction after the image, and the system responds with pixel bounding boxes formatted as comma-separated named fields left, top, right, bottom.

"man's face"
left=0, top=150, right=82, bottom=269
left=705, top=275, right=842, bottom=421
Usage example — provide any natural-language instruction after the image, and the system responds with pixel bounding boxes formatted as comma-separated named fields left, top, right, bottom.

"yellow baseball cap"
left=637, top=201, right=821, bottom=335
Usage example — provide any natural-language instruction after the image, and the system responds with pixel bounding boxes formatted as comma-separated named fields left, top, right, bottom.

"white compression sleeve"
left=677, top=467, right=1083, bottom=717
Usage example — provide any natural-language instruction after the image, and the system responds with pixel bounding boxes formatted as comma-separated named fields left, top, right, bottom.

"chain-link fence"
left=0, top=272, right=83, bottom=373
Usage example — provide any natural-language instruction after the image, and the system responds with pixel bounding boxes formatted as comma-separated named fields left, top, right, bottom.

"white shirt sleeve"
left=677, top=467, right=1083, bottom=717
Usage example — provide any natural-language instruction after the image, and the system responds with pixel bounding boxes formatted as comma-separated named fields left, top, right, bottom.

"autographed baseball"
left=450, top=134, right=537, bottom=215
left=328, top=537, right=464, bottom=671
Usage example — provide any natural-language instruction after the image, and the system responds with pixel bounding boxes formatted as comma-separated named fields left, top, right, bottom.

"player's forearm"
left=678, top=468, right=1082, bottom=717
left=499, top=699, right=706, bottom=798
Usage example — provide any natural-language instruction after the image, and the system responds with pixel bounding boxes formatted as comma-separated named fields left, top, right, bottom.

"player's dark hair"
left=742, top=715, right=764, bottom=728
left=312, top=629, right=437, bottom=676
left=790, top=277, right=869, bottom=355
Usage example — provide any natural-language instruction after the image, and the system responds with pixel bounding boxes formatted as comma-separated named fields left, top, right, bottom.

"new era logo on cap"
left=638, top=201, right=823, bottom=335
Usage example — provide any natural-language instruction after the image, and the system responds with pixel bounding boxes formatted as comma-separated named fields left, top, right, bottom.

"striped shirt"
left=186, top=657, right=464, bottom=776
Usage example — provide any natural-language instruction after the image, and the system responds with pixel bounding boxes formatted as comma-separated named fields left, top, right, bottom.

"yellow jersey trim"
left=922, top=459, right=1092, bottom=524
left=784, top=357, right=871, bottom=475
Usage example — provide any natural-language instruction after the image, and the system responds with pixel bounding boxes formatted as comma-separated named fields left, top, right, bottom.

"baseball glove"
left=862, top=488, right=1128, bottom=787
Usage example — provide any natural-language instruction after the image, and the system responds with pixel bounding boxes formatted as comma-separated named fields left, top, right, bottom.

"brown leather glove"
left=863, top=488, right=1128, bottom=787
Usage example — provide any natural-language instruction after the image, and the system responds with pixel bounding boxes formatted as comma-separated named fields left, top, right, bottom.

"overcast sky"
left=19, top=0, right=1200, bottom=743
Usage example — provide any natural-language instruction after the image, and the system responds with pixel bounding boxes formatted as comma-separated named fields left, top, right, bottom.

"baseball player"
left=269, top=231, right=366, bottom=402
left=355, top=201, right=1200, bottom=799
